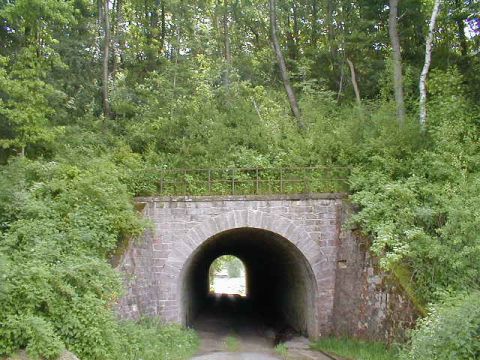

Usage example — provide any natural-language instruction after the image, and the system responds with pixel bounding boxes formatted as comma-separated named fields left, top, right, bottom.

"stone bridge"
left=116, top=194, right=417, bottom=340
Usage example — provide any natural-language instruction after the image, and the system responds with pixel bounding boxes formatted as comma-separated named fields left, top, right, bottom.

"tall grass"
left=311, top=337, right=399, bottom=360
left=118, top=320, right=199, bottom=360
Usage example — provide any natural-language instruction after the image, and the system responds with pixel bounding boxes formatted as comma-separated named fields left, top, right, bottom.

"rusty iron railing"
left=157, top=166, right=349, bottom=196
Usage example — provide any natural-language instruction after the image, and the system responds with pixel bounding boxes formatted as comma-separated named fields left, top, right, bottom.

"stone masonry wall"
left=115, top=228, right=159, bottom=319
left=116, top=194, right=342, bottom=337
left=115, top=194, right=418, bottom=340
left=333, top=202, right=419, bottom=342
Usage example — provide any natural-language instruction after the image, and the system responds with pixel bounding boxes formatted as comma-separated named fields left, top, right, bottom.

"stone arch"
left=159, top=209, right=332, bottom=337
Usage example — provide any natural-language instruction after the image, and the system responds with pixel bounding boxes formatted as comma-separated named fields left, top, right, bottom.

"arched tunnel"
left=180, top=227, right=318, bottom=337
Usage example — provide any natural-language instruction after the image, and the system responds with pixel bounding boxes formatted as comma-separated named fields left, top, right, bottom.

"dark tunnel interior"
left=180, top=227, right=317, bottom=337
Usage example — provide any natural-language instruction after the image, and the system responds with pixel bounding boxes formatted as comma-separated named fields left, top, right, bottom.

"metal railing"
left=157, top=166, right=349, bottom=196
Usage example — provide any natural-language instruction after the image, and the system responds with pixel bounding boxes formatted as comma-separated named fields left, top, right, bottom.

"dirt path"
left=192, top=301, right=277, bottom=355
left=189, top=295, right=335, bottom=360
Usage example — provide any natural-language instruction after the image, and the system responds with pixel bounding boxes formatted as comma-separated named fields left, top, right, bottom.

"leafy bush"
left=0, top=315, right=64, bottom=360
left=346, top=69, right=480, bottom=303
left=0, top=151, right=200, bottom=360
left=0, top=155, right=144, bottom=359
left=400, top=292, right=480, bottom=359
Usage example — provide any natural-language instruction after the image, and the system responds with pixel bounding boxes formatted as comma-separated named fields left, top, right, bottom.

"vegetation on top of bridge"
left=157, top=166, right=349, bottom=196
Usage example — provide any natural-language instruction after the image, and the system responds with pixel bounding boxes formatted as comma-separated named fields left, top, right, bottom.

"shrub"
left=400, top=292, right=480, bottom=359
left=0, top=156, right=144, bottom=359
left=0, top=315, right=64, bottom=360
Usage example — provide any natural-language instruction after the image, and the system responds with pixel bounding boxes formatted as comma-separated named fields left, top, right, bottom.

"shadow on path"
left=192, top=293, right=277, bottom=355
left=190, top=294, right=335, bottom=360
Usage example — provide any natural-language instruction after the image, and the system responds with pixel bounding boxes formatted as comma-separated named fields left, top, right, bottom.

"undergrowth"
left=311, top=337, right=400, bottom=360
left=118, top=320, right=199, bottom=360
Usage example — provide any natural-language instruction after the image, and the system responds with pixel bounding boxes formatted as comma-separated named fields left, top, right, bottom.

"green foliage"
left=0, top=314, right=64, bottom=360
left=0, top=152, right=146, bottom=359
left=311, top=337, right=400, bottom=360
left=117, top=320, right=199, bottom=360
left=0, top=54, right=66, bottom=155
left=347, top=69, right=480, bottom=302
left=226, top=257, right=243, bottom=278
left=400, top=292, right=480, bottom=359
left=209, top=255, right=244, bottom=279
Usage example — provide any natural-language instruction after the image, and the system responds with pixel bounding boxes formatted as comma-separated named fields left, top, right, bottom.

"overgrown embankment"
left=0, top=153, right=198, bottom=359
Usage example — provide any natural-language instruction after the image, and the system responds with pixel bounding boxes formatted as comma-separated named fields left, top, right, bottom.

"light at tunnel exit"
left=209, top=255, right=247, bottom=296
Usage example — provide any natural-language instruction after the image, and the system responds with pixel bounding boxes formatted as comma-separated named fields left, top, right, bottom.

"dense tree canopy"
left=0, top=0, right=479, bottom=358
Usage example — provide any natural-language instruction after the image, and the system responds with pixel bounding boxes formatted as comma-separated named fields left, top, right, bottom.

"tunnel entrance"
left=180, top=227, right=318, bottom=338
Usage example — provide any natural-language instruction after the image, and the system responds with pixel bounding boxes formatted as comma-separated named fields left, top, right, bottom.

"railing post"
left=280, top=168, right=283, bottom=193
left=184, top=169, right=187, bottom=195
left=159, top=169, right=164, bottom=195
left=231, top=168, right=235, bottom=195
left=303, top=167, right=307, bottom=194
left=305, top=167, right=310, bottom=193
left=208, top=169, right=211, bottom=195
left=309, top=167, right=312, bottom=193
left=256, top=168, right=259, bottom=194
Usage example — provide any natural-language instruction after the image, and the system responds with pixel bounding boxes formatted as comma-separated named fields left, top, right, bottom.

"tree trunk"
left=160, top=2, right=166, bottom=54
left=223, top=0, right=232, bottom=87
left=269, top=0, right=303, bottom=128
left=152, top=0, right=165, bottom=56
left=419, top=0, right=441, bottom=130
left=116, top=0, right=126, bottom=67
left=292, top=1, right=300, bottom=60
left=454, top=0, right=468, bottom=58
left=326, top=0, right=337, bottom=62
left=172, top=24, right=180, bottom=91
left=286, top=9, right=297, bottom=60
left=101, top=0, right=111, bottom=118
left=388, top=0, right=406, bottom=125
left=153, top=0, right=160, bottom=38
left=336, top=62, right=344, bottom=102
left=311, top=0, right=319, bottom=46
left=111, top=0, right=121, bottom=81
left=346, top=58, right=361, bottom=105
